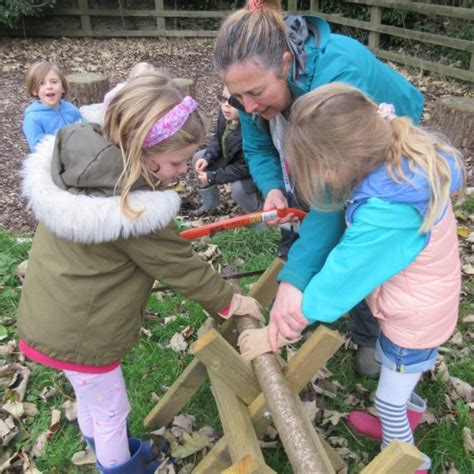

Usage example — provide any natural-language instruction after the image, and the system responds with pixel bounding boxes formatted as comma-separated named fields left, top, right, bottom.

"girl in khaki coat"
left=18, top=74, right=263, bottom=474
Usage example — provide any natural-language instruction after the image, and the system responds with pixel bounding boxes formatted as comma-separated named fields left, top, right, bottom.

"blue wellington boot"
left=96, top=438, right=161, bottom=474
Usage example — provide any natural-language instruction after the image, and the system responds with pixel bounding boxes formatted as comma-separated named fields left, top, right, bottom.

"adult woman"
left=214, top=0, right=424, bottom=376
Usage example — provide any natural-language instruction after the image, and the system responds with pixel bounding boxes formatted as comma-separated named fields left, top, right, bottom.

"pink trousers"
left=64, top=366, right=131, bottom=468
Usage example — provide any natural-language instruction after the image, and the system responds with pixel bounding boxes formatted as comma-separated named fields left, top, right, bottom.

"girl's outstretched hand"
left=221, top=294, right=265, bottom=322
left=238, top=326, right=299, bottom=362
left=268, top=282, right=308, bottom=351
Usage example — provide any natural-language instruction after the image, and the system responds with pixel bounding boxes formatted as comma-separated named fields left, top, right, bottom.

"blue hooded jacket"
left=23, top=99, right=82, bottom=152
left=300, top=152, right=463, bottom=325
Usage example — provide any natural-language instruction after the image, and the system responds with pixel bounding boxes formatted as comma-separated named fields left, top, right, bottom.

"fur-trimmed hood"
left=21, top=132, right=181, bottom=245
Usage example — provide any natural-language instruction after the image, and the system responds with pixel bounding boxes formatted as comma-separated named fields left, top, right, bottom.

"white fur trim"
left=21, top=135, right=181, bottom=244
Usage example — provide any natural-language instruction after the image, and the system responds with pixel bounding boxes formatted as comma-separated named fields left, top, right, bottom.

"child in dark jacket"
left=191, top=86, right=261, bottom=216
left=23, top=61, right=82, bottom=152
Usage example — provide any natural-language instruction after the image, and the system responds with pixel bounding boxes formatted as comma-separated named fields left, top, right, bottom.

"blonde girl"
left=23, top=61, right=82, bottom=151
left=240, top=83, right=463, bottom=474
left=18, top=74, right=263, bottom=474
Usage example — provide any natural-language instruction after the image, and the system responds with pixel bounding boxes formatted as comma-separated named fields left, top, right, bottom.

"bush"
left=0, top=0, right=56, bottom=29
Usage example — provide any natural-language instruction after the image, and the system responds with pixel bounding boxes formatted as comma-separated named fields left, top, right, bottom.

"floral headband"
left=377, top=103, right=396, bottom=121
left=143, top=96, right=198, bottom=149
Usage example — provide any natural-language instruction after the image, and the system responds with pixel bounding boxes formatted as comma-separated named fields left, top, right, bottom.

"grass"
left=0, top=220, right=473, bottom=473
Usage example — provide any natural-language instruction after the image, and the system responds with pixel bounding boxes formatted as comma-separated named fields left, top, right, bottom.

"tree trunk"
left=66, top=72, right=110, bottom=107
left=431, top=96, right=473, bottom=149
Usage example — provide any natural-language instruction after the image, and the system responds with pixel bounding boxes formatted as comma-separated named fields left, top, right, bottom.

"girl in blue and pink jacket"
left=239, top=83, right=464, bottom=473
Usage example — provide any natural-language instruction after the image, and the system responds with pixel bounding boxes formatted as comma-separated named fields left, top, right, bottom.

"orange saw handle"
left=180, top=208, right=307, bottom=241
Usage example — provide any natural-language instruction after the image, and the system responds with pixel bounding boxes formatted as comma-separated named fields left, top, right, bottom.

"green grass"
left=0, top=222, right=473, bottom=473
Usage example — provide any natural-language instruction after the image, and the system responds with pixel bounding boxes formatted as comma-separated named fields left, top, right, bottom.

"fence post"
left=155, top=0, right=165, bottom=31
left=78, top=0, right=92, bottom=33
left=470, top=51, right=474, bottom=72
left=368, top=5, right=382, bottom=50
left=310, top=0, right=320, bottom=11
left=288, top=0, right=297, bottom=13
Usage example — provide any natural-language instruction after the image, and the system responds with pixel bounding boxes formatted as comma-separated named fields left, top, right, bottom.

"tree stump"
left=66, top=72, right=110, bottom=107
left=431, top=96, right=473, bottom=149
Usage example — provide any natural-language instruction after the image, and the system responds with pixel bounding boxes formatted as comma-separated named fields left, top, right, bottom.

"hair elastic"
left=143, top=96, right=197, bottom=149
left=377, top=103, right=396, bottom=121
left=248, top=0, right=264, bottom=13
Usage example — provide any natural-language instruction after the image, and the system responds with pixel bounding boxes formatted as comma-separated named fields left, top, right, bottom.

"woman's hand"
left=194, top=158, right=208, bottom=173
left=268, top=282, right=308, bottom=351
left=263, top=189, right=297, bottom=225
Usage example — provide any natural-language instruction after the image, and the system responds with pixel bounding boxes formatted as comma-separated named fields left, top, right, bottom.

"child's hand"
left=219, top=294, right=265, bottom=322
left=263, top=189, right=295, bottom=226
left=195, top=158, right=208, bottom=173
left=197, top=171, right=209, bottom=186
left=238, top=326, right=300, bottom=362
left=268, top=282, right=308, bottom=351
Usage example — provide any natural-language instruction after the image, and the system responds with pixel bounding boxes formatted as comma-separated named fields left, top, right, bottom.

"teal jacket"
left=238, top=15, right=424, bottom=293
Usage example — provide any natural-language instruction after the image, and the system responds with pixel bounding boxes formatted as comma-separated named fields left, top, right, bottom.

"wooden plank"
left=342, top=0, right=474, bottom=20
left=310, top=1, right=320, bottom=11
left=54, top=8, right=228, bottom=18
left=143, top=358, right=208, bottom=429
left=368, top=5, right=382, bottom=50
left=248, top=257, right=284, bottom=308
left=193, top=438, right=232, bottom=474
left=288, top=0, right=298, bottom=13
left=154, top=0, right=165, bottom=30
left=143, top=318, right=234, bottom=429
left=222, top=455, right=276, bottom=474
left=361, top=440, right=425, bottom=474
left=209, top=370, right=266, bottom=465
left=77, top=0, right=91, bottom=31
left=374, top=48, right=474, bottom=83
left=192, top=329, right=260, bottom=406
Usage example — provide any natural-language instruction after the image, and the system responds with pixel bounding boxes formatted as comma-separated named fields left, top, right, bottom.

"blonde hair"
left=26, top=61, right=68, bottom=97
left=128, top=62, right=156, bottom=79
left=286, top=83, right=465, bottom=233
left=102, top=74, right=205, bottom=219
left=214, top=1, right=288, bottom=75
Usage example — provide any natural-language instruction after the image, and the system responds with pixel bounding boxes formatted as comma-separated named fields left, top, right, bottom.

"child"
left=239, top=83, right=464, bottom=473
left=18, top=74, right=264, bottom=474
left=23, top=61, right=82, bottom=152
left=190, top=86, right=262, bottom=216
left=103, top=62, right=156, bottom=110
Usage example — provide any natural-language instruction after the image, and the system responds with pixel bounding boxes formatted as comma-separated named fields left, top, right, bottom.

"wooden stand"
left=144, top=258, right=425, bottom=473
left=66, top=72, right=110, bottom=107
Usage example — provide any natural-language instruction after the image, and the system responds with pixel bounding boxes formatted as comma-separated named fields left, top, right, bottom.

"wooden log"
left=194, top=324, right=344, bottom=473
left=235, top=321, right=334, bottom=472
left=361, top=439, right=425, bottom=474
left=66, top=72, right=110, bottom=107
left=431, top=96, right=474, bottom=149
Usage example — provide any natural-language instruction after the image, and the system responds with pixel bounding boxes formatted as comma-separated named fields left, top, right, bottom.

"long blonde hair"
left=214, top=1, right=288, bottom=75
left=286, top=83, right=464, bottom=233
left=102, top=74, right=205, bottom=219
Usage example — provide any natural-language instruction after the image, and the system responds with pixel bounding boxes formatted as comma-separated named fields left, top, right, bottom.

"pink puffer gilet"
left=366, top=204, right=461, bottom=349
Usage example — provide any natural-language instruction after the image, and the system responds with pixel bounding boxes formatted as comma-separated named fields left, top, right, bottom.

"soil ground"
left=0, top=36, right=472, bottom=233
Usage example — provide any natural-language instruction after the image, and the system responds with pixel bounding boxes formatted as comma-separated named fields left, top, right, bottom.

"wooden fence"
left=2, top=0, right=473, bottom=82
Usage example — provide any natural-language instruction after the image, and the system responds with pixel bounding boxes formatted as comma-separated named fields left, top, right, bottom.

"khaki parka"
left=18, top=125, right=233, bottom=366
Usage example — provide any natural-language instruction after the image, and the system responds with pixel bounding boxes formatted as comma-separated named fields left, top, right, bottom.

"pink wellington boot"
left=347, top=393, right=426, bottom=441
